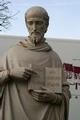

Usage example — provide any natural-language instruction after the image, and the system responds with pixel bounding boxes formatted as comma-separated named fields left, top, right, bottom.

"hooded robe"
left=0, top=38, right=71, bottom=120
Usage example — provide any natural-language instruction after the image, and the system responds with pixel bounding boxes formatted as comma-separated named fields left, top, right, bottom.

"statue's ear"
left=44, top=23, right=49, bottom=33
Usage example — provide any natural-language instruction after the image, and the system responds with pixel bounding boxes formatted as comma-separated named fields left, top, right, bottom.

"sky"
left=0, top=0, right=80, bottom=40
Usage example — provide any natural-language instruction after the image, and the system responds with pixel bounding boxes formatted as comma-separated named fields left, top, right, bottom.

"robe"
left=0, top=38, right=71, bottom=120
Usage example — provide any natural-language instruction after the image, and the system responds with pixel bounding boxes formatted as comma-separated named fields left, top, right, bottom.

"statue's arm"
left=30, top=84, right=71, bottom=105
left=0, top=70, right=9, bottom=85
left=50, top=84, right=71, bottom=105
left=9, top=67, right=34, bottom=81
left=0, top=67, right=35, bottom=85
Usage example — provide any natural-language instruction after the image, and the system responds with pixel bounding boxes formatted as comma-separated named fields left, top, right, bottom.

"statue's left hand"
left=30, top=87, right=63, bottom=104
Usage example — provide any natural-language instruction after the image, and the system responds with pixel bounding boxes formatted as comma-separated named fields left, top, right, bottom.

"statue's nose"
left=32, top=23, right=37, bottom=31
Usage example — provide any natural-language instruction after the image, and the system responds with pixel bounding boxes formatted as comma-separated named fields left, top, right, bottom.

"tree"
left=0, top=0, right=15, bottom=31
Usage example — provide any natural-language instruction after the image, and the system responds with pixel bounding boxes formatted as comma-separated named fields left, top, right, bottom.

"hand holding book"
left=30, top=87, right=62, bottom=104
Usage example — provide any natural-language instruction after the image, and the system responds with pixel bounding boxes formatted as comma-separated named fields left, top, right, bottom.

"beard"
left=30, top=32, right=44, bottom=44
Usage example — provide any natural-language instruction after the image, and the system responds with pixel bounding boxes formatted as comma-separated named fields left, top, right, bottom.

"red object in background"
left=63, top=63, right=73, bottom=72
left=73, top=66, right=80, bottom=73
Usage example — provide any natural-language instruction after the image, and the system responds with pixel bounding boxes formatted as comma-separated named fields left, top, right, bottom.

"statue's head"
left=25, top=6, right=49, bottom=44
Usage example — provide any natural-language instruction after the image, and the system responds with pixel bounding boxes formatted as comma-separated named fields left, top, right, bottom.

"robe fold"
left=0, top=38, right=71, bottom=120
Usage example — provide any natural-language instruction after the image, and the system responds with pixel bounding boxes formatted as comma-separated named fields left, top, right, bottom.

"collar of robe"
left=18, top=36, right=52, bottom=52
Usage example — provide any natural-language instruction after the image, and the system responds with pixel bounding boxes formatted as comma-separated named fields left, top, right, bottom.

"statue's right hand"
left=9, top=67, right=33, bottom=81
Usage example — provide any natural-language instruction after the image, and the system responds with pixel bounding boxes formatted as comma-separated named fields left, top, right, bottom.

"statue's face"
left=26, top=17, right=47, bottom=44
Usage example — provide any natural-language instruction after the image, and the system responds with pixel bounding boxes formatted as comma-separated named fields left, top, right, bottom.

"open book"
left=45, top=67, right=62, bottom=93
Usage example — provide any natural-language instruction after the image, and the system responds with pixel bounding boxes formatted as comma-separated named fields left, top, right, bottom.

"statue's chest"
left=16, top=49, right=52, bottom=67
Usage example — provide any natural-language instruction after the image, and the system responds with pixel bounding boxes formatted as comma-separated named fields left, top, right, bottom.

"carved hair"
left=25, top=6, right=49, bottom=27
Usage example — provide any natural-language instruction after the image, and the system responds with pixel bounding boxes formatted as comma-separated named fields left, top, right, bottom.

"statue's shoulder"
left=6, top=38, right=26, bottom=54
left=48, top=47, right=62, bottom=65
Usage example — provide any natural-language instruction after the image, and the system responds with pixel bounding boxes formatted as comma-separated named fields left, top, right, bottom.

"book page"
left=45, top=67, right=62, bottom=93
left=28, top=65, right=45, bottom=91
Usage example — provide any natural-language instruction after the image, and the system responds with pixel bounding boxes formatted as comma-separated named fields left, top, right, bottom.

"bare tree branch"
left=0, top=0, right=18, bottom=31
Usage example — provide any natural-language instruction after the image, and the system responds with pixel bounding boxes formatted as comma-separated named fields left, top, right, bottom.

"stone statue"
left=0, top=6, right=71, bottom=120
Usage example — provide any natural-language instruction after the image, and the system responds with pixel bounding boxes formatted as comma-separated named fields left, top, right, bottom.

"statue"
left=0, top=6, right=71, bottom=120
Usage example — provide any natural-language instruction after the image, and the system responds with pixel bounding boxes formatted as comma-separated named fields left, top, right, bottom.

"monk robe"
left=0, top=38, right=71, bottom=120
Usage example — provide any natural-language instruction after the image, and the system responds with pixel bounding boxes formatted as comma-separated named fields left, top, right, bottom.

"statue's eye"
left=27, top=21, right=33, bottom=25
left=36, top=21, right=43, bottom=25
left=27, top=20, right=43, bottom=26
